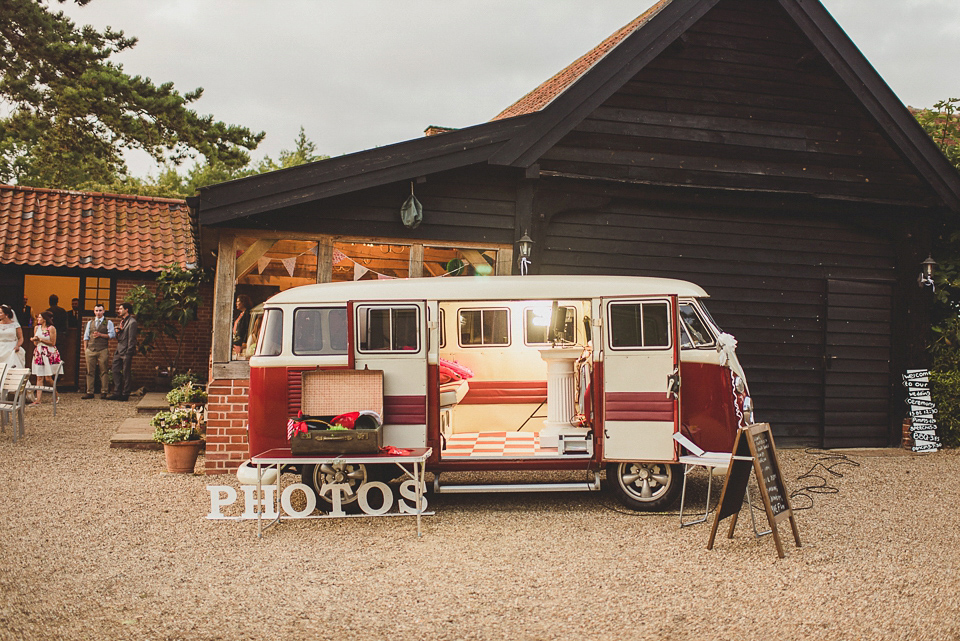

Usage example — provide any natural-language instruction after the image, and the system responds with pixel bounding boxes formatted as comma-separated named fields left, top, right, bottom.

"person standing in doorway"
left=82, top=304, right=115, bottom=399
left=108, top=302, right=138, bottom=401
left=68, top=298, right=82, bottom=329
left=46, top=294, right=68, bottom=336
left=21, top=298, right=32, bottom=330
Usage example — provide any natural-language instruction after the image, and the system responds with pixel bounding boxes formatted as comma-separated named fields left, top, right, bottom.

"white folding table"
left=251, top=447, right=433, bottom=538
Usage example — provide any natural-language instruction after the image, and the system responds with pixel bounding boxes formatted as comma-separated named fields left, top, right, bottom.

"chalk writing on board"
left=903, top=369, right=940, bottom=453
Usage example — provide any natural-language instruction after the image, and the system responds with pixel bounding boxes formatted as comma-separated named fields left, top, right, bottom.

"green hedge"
left=930, top=369, right=960, bottom=448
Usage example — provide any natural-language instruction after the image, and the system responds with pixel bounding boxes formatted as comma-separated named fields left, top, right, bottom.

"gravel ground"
left=1, top=392, right=959, bottom=641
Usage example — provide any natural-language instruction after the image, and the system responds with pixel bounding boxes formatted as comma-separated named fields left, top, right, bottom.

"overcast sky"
left=57, top=0, right=960, bottom=178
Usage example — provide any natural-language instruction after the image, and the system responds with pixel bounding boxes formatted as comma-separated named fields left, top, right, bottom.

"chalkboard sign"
left=707, top=423, right=801, bottom=558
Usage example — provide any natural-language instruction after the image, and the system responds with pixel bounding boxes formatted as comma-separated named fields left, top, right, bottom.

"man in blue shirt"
left=81, top=304, right=116, bottom=399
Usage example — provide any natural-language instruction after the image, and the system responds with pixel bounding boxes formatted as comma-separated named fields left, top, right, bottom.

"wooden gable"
left=537, top=0, right=935, bottom=207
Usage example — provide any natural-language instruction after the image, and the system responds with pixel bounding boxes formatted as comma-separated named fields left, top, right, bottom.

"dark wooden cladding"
left=538, top=0, right=932, bottom=206
left=540, top=196, right=895, bottom=445
left=241, top=166, right=519, bottom=245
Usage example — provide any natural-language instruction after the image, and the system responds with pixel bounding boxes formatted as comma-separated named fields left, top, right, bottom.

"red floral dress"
left=32, top=327, right=63, bottom=377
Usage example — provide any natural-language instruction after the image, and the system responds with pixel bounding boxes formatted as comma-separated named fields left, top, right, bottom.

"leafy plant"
left=166, top=382, right=208, bottom=406
left=126, top=264, right=207, bottom=373
left=151, top=408, right=202, bottom=444
left=172, top=371, right=202, bottom=388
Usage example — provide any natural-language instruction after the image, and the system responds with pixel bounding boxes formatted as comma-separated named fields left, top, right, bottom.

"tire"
left=606, top=461, right=682, bottom=511
left=301, top=462, right=369, bottom=512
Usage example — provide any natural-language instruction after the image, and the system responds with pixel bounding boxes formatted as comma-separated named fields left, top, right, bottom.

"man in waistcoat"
left=107, top=302, right=138, bottom=401
left=81, top=304, right=115, bottom=399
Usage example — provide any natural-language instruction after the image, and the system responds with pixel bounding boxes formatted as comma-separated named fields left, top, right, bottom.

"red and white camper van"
left=244, top=275, right=753, bottom=510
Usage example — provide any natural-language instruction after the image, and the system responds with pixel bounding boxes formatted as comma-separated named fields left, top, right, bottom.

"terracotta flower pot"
left=163, top=440, right=204, bottom=473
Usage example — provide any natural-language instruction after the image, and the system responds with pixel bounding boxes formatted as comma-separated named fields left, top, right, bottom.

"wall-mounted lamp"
left=918, top=254, right=937, bottom=290
left=517, top=231, right=534, bottom=276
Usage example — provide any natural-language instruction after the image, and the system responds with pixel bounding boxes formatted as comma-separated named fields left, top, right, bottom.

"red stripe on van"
left=461, top=381, right=548, bottom=405
left=604, top=392, right=674, bottom=422
left=384, top=395, right=426, bottom=424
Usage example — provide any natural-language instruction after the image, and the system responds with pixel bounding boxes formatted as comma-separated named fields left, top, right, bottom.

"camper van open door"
left=600, top=295, right=681, bottom=510
left=352, top=300, right=429, bottom=451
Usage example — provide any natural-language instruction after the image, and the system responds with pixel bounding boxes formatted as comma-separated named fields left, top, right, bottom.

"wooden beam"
left=409, top=244, right=424, bottom=278
left=212, top=232, right=236, bottom=365
left=235, top=239, right=278, bottom=280
left=317, top=238, right=333, bottom=283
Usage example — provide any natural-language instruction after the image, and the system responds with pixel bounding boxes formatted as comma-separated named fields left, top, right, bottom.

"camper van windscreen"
left=257, top=309, right=283, bottom=356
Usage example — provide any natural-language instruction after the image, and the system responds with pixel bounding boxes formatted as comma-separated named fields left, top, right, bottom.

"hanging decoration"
left=281, top=256, right=298, bottom=278
left=257, top=256, right=271, bottom=274
left=354, top=263, right=369, bottom=280
left=400, top=182, right=423, bottom=229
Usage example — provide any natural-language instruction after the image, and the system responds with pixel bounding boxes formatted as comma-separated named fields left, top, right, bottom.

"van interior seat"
left=439, top=379, right=469, bottom=408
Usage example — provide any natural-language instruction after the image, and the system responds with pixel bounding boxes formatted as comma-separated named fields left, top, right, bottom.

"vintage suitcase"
left=290, top=369, right=384, bottom=456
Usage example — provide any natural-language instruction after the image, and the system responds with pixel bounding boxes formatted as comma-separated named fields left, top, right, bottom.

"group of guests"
left=0, top=297, right=139, bottom=403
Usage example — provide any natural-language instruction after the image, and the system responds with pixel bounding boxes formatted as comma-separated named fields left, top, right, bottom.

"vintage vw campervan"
left=244, top=275, right=753, bottom=511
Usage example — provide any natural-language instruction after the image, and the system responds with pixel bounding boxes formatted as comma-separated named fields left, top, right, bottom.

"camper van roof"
left=265, top=275, right=708, bottom=304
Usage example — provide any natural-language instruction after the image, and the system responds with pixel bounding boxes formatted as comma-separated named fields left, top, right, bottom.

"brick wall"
left=77, top=278, right=214, bottom=392
left=204, top=377, right=250, bottom=474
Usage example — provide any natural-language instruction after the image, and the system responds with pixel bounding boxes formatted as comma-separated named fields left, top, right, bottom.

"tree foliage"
left=0, top=0, right=264, bottom=188
left=125, top=264, right=207, bottom=373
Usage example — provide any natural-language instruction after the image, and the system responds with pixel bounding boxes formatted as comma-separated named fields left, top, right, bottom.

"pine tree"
left=0, top=0, right=264, bottom=188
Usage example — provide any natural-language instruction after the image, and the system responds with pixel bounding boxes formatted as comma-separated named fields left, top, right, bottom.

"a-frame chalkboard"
left=707, top=423, right=801, bottom=558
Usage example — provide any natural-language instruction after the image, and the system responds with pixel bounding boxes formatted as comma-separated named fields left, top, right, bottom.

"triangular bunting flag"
left=354, top=264, right=368, bottom=280
left=257, top=257, right=271, bottom=274
left=282, top=256, right=297, bottom=278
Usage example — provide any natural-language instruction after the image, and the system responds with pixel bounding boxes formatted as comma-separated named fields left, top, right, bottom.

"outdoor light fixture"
left=517, top=231, right=534, bottom=276
left=918, top=254, right=937, bottom=290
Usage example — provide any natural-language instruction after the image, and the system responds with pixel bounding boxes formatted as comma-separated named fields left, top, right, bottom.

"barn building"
left=197, top=0, right=960, bottom=473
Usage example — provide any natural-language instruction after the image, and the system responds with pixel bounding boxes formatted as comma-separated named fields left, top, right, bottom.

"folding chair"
left=674, top=432, right=766, bottom=535
left=27, top=366, right=60, bottom=416
left=1, top=367, right=32, bottom=442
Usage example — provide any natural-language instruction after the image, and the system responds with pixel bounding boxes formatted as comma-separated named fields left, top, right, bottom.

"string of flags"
left=255, top=245, right=471, bottom=280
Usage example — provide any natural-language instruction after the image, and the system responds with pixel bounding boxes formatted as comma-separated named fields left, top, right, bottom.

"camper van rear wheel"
left=301, top=462, right=369, bottom=512
left=606, top=462, right=681, bottom=511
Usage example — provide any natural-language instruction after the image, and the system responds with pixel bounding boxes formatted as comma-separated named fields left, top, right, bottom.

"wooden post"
left=212, top=232, right=236, bottom=365
left=317, top=237, right=333, bottom=283
left=409, top=244, right=424, bottom=278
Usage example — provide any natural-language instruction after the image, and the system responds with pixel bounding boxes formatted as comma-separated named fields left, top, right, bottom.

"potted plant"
left=166, top=381, right=208, bottom=408
left=152, top=407, right=204, bottom=474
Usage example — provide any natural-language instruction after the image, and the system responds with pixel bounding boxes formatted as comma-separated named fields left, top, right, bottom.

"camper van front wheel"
left=301, top=463, right=369, bottom=511
left=606, top=462, right=681, bottom=511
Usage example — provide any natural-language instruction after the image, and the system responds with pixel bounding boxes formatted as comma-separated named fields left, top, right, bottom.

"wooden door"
left=822, top=280, right=893, bottom=448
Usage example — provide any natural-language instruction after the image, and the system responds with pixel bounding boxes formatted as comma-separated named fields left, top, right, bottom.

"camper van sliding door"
left=600, top=295, right=679, bottom=461
left=352, top=301, right=428, bottom=449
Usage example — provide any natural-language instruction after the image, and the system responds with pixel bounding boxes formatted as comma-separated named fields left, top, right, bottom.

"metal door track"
left=433, top=473, right=601, bottom=494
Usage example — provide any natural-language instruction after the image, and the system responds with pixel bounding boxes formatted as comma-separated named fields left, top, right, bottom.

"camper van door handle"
left=667, top=367, right=680, bottom=399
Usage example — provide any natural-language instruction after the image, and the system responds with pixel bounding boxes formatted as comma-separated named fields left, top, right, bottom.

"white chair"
left=1, top=367, right=32, bottom=442
left=674, top=432, right=735, bottom=527
left=26, top=366, right=60, bottom=416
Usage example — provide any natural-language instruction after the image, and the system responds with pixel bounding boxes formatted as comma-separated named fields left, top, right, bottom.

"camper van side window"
left=357, top=305, right=420, bottom=352
left=257, top=309, right=283, bottom=356
left=293, top=307, right=348, bottom=355
left=609, top=301, right=670, bottom=349
left=459, top=308, right=509, bottom=347
left=525, top=306, right=575, bottom=344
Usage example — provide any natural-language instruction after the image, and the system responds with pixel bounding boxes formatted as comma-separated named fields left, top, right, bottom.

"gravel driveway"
left=1, top=392, right=958, bottom=641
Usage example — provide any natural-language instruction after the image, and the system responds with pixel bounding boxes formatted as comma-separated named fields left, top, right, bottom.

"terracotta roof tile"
left=0, top=184, right=196, bottom=272
left=492, top=0, right=671, bottom=121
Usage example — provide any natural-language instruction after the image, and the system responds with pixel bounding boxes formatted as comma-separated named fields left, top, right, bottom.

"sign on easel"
left=707, top=423, right=801, bottom=558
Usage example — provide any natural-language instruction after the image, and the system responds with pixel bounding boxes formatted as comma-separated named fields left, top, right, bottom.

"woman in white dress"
left=30, top=310, right=63, bottom=405
left=0, top=304, right=31, bottom=403
left=0, top=304, right=25, bottom=369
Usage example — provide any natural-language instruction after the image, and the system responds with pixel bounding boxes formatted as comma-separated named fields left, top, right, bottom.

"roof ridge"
left=491, top=0, right=672, bottom=121
left=0, top=183, right=187, bottom=206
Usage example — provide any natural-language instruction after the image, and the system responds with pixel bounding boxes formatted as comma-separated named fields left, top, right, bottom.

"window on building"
left=83, top=277, right=112, bottom=311
left=459, top=308, right=510, bottom=347
left=609, top=301, right=670, bottom=349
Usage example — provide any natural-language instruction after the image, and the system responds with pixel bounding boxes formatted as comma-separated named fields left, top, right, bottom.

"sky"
left=57, top=0, right=960, bottom=179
